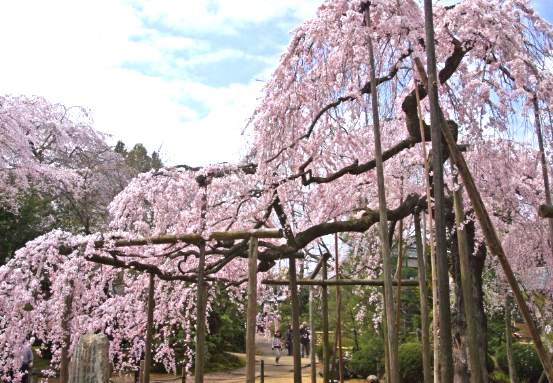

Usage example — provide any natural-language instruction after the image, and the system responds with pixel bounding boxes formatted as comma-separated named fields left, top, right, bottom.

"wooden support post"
left=290, top=256, right=302, bottom=383
left=322, top=256, right=330, bottom=383
left=422, top=0, right=454, bottom=381
left=195, top=241, right=207, bottom=383
left=415, top=212, right=432, bottom=383
left=60, top=292, right=73, bottom=383
left=364, top=5, right=398, bottom=383
left=139, top=360, right=145, bottom=383
left=309, top=288, right=317, bottom=383
left=247, top=237, right=260, bottom=383
left=415, top=80, right=440, bottom=383
left=182, top=366, right=187, bottom=383
left=453, top=178, right=485, bottom=383
left=505, top=294, right=519, bottom=383
left=414, top=57, right=553, bottom=383
left=143, top=273, right=155, bottom=383
left=334, top=232, right=344, bottom=383
left=261, top=359, right=265, bottom=383
left=382, top=287, right=391, bottom=383
left=395, top=217, right=404, bottom=339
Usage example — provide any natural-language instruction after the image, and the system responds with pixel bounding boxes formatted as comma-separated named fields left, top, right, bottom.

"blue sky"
left=0, top=0, right=551, bottom=166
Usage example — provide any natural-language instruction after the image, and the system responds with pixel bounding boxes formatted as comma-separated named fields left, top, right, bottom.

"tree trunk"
left=450, top=218, right=489, bottom=383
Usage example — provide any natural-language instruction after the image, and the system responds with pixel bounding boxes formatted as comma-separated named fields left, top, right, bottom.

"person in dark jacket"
left=300, top=322, right=310, bottom=358
left=285, top=325, right=293, bottom=355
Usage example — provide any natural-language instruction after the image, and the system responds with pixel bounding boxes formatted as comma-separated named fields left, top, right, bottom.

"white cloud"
left=130, top=0, right=322, bottom=33
left=0, top=0, right=320, bottom=166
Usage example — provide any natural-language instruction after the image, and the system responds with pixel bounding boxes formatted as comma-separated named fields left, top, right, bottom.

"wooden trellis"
left=78, top=228, right=283, bottom=383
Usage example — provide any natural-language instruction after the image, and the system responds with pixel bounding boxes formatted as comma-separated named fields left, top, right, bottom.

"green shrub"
left=316, top=343, right=334, bottom=362
left=398, top=343, right=424, bottom=383
left=496, top=343, right=542, bottom=382
left=349, top=339, right=384, bottom=378
left=487, top=352, right=495, bottom=374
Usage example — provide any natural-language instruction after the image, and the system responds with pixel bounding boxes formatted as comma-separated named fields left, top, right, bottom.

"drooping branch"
left=264, top=48, right=413, bottom=165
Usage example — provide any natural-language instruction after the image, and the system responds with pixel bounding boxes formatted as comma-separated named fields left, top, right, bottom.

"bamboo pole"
left=422, top=1, right=454, bottom=381
left=144, top=273, right=155, bottom=383
left=415, top=81, right=440, bottom=383
left=414, top=57, right=553, bottom=383
left=415, top=212, right=432, bottom=383
left=246, top=237, right=260, bottom=383
left=262, top=279, right=419, bottom=286
left=452, top=177, right=485, bottom=383
left=322, top=257, right=330, bottom=383
left=334, top=232, right=344, bottom=383
left=290, top=256, right=302, bottom=383
left=364, top=6, right=398, bottom=381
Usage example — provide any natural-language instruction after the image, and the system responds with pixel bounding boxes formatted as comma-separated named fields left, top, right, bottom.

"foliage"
left=496, top=343, right=542, bottom=382
left=206, top=288, right=246, bottom=355
left=0, top=194, right=56, bottom=264
left=114, top=141, right=163, bottom=177
left=398, top=342, right=425, bottom=383
left=317, top=342, right=334, bottom=362
left=349, top=338, right=384, bottom=378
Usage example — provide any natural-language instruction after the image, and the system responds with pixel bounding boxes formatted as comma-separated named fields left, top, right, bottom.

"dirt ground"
left=35, top=335, right=365, bottom=383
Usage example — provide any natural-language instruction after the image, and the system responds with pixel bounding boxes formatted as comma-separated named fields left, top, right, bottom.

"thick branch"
left=291, top=193, right=422, bottom=251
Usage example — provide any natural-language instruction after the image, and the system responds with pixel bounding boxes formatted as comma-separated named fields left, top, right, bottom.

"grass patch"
left=31, top=347, right=54, bottom=372
left=205, top=353, right=246, bottom=373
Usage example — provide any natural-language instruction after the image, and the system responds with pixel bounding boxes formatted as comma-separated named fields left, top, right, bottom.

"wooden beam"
left=538, top=204, right=553, bottom=218
left=94, top=229, right=283, bottom=248
left=262, top=279, right=419, bottom=286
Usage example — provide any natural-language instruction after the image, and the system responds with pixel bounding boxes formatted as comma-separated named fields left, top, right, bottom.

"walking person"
left=272, top=330, right=283, bottom=366
left=133, top=330, right=146, bottom=383
left=21, top=342, right=34, bottom=383
left=285, top=325, right=293, bottom=356
left=300, top=322, right=310, bottom=358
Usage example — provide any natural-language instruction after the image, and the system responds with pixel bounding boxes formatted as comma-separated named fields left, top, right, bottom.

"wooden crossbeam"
left=95, top=228, right=283, bottom=248
left=262, top=279, right=419, bottom=287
